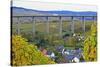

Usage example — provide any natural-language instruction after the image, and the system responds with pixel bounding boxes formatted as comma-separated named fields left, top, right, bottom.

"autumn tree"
left=83, top=23, right=97, bottom=61
left=11, top=35, right=55, bottom=66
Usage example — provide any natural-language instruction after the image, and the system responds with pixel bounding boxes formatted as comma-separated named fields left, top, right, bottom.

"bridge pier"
left=82, top=16, right=85, bottom=35
left=17, top=17, right=21, bottom=35
left=46, top=16, right=49, bottom=34
left=93, top=16, right=96, bottom=23
left=59, top=16, right=62, bottom=37
left=71, top=16, right=74, bottom=34
left=32, top=17, right=36, bottom=35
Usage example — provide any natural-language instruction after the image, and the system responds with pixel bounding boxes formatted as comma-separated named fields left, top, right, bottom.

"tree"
left=11, top=35, right=55, bottom=66
left=83, top=23, right=97, bottom=61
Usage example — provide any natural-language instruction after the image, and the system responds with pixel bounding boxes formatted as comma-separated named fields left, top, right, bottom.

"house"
left=64, top=54, right=80, bottom=63
left=63, top=49, right=84, bottom=63
left=46, top=51, right=56, bottom=61
left=56, top=45, right=65, bottom=53
left=62, top=49, right=70, bottom=55
left=40, top=48, right=47, bottom=55
left=72, top=33, right=84, bottom=42
left=40, top=48, right=56, bottom=61
left=65, top=54, right=75, bottom=63
left=72, top=57, right=80, bottom=63
left=73, top=33, right=76, bottom=37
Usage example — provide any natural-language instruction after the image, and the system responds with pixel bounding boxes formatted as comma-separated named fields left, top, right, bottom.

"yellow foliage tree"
left=83, top=23, right=97, bottom=61
left=11, top=35, right=55, bottom=66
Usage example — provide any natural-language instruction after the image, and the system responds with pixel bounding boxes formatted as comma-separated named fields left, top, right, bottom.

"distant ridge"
left=12, top=6, right=97, bottom=16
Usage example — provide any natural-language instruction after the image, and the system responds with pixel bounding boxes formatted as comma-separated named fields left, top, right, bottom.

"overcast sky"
left=12, top=0, right=97, bottom=12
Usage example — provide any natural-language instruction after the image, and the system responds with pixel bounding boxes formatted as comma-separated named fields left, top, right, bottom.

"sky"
left=12, top=0, right=97, bottom=12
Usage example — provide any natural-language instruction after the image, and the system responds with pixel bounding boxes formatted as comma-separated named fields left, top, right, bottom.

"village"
left=39, top=33, right=85, bottom=63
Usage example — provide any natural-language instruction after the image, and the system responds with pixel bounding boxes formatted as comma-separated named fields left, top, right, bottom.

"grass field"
left=12, top=20, right=94, bottom=36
